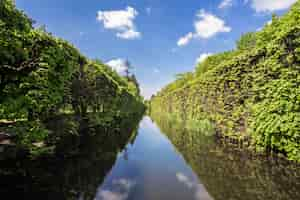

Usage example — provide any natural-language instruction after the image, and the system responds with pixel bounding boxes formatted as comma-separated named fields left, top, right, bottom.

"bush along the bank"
left=0, top=0, right=145, bottom=150
left=150, top=1, right=300, bottom=161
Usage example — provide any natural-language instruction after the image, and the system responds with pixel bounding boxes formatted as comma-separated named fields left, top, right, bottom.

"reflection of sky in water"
left=94, top=117, right=212, bottom=200
left=176, top=172, right=213, bottom=200
left=96, top=178, right=136, bottom=200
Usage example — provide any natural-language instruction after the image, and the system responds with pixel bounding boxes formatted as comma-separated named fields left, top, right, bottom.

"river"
left=0, top=116, right=299, bottom=199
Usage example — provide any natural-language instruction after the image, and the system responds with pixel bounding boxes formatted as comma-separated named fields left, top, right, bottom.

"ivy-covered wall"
left=151, top=1, right=300, bottom=161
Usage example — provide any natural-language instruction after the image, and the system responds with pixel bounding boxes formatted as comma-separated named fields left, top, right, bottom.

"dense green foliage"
left=151, top=1, right=300, bottom=161
left=236, top=32, right=257, bottom=51
left=151, top=114, right=300, bottom=200
left=0, top=0, right=144, bottom=149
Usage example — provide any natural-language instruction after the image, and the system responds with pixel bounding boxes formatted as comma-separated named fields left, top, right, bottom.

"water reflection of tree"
left=151, top=114, right=300, bottom=200
left=0, top=114, right=142, bottom=200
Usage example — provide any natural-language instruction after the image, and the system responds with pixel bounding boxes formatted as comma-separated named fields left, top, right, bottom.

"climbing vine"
left=151, top=1, right=300, bottom=161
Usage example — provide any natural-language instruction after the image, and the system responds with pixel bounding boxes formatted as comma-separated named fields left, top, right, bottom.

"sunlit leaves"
left=0, top=0, right=145, bottom=151
left=151, top=1, right=300, bottom=161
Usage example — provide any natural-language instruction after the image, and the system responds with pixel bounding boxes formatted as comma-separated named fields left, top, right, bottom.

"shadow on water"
left=0, top=114, right=142, bottom=200
left=151, top=114, right=300, bottom=200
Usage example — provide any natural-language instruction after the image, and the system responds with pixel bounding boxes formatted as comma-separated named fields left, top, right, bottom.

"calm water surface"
left=95, top=116, right=212, bottom=200
left=94, top=116, right=300, bottom=200
left=1, top=116, right=299, bottom=200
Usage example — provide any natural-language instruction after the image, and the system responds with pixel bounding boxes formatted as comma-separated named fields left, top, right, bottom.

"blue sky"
left=15, top=0, right=296, bottom=99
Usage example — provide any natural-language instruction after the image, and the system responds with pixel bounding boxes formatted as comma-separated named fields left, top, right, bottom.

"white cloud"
left=176, top=172, right=213, bottom=200
left=106, top=58, right=130, bottom=76
left=177, top=10, right=231, bottom=46
left=116, top=29, right=141, bottom=39
left=146, top=7, right=152, bottom=15
left=256, top=19, right=273, bottom=31
left=194, top=10, right=231, bottom=39
left=218, top=0, right=233, bottom=9
left=196, top=53, right=212, bottom=64
left=248, top=0, right=297, bottom=12
left=176, top=173, right=193, bottom=188
left=95, top=178, right=135, bottom=200
left=97, top=6, right=141, bottom=39
left=153, top=68, right=160, bottom=73
left=98, top=190, right=127, bottom=200
left=177, top=32, right=194, bottom=46
left=113, top=178, right=135, bottom=190
left=256, top=27, right=262, bottom=32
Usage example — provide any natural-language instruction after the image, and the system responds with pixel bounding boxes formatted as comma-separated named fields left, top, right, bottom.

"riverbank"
left=150, top=112, right=299, bottom=163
